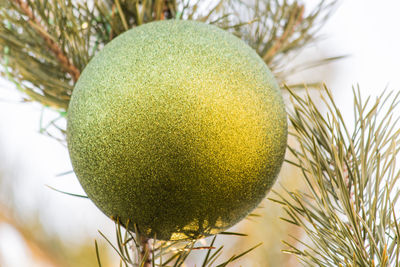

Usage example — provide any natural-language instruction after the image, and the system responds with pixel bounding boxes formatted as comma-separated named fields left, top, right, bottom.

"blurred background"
left=0, top=0, right=400, bottom=266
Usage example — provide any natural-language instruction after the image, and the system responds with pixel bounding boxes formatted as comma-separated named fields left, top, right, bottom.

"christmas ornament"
left=67, top=20, right=287, bottom=240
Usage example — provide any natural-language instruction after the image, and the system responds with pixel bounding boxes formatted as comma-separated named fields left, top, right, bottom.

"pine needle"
left=45, top=185, right=88, bottom=199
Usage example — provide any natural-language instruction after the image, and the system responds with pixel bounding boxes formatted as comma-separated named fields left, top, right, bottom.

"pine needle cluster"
left=95, top=220, right=261, bottom=267
left=274, top=86, right=400, bottom=266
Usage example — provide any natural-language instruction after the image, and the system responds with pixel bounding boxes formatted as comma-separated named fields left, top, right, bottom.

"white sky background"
left=0, top=0, right=400, bottom=266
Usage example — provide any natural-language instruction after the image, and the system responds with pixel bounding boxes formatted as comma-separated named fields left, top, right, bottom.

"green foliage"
left=95, top=220, right=261, bottom=267
left=0, top=0, right=337, bottom=111
left=273, top=86, right=400, bottom=266
left=203, top=0, right=340, bottom=84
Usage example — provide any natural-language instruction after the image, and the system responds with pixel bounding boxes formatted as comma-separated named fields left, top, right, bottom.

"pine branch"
left=12, top=0, right=80, bottom=82
left=261, top=3, right=305, bottom=64
left=139, top=236, right=152, bottom=267
left=1, top=0, right=338, bottom=113
left=0, top=0, right=87, bottom=109
left=223, top=0, right=339, bottom=84
left=273, top=85, right=400, bottom=266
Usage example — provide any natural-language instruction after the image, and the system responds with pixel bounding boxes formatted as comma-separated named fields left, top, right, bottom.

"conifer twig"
left=272, top=85, right=400, bottom=266
left=139, top=236, right=152, bottom=267
left=262, top=4, right=305, bottom=64
left=12, top=0, right=80, bottom=82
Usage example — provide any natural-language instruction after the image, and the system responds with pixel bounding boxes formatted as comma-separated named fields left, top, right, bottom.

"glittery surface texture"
left=67, top=20, right=287, bottom=240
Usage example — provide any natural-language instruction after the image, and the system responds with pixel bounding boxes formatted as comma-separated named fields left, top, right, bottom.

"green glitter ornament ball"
left=67, top=20, right=287, bottom=241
